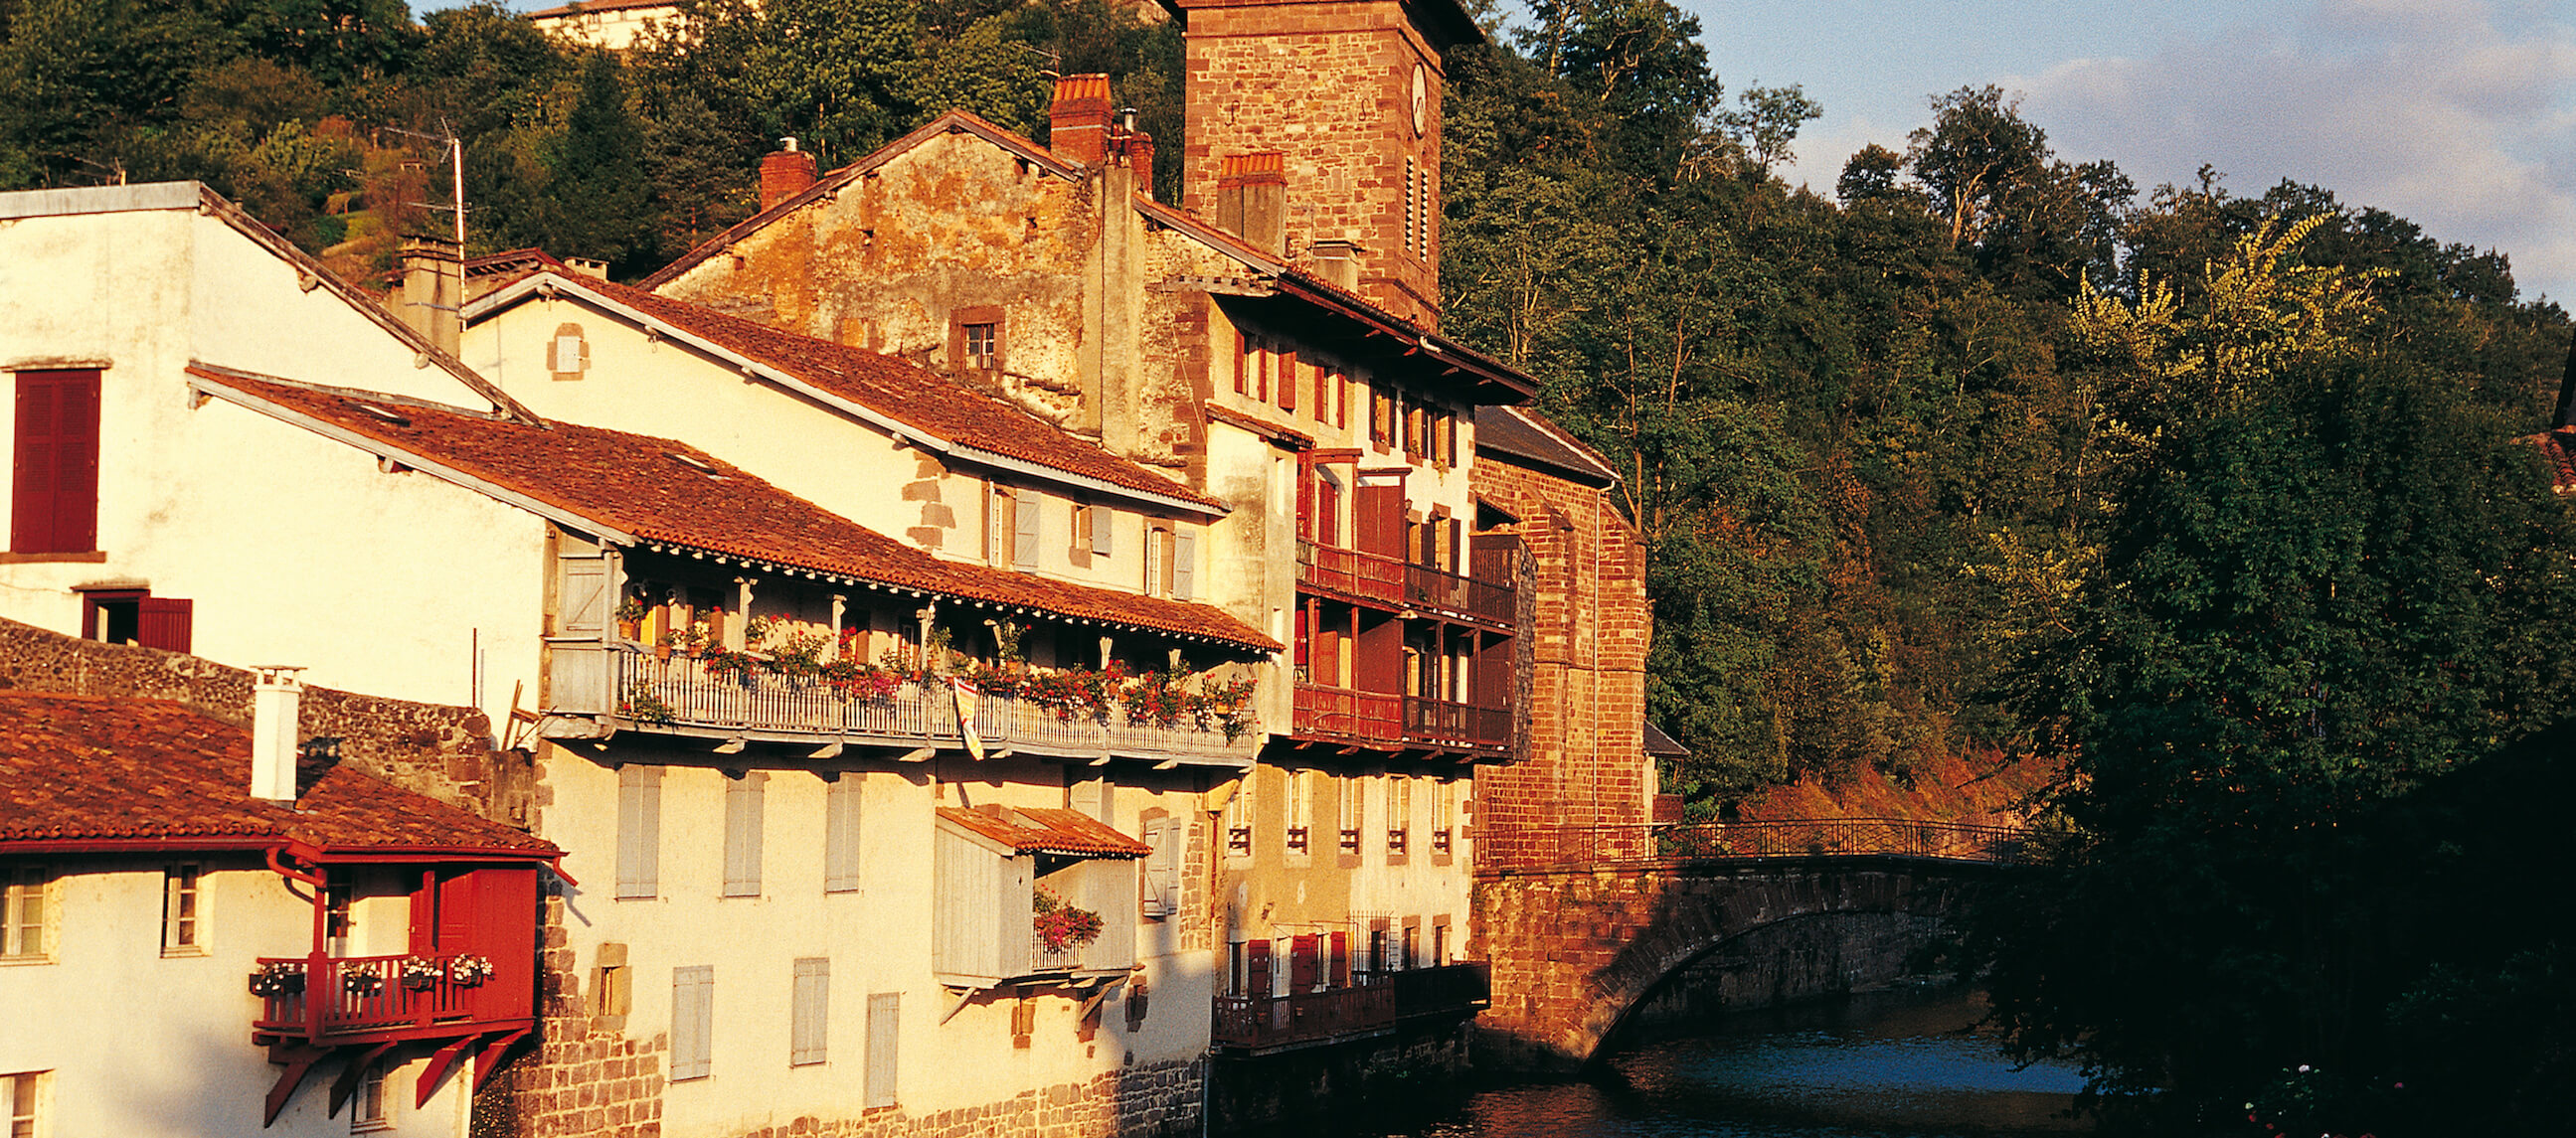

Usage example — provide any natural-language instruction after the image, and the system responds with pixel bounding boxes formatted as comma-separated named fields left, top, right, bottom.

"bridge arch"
left=1472, top=855, right=2002, bottom=1070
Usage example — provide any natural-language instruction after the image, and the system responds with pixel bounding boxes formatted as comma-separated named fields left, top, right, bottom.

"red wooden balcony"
left=1297, top=541, right=1516, bottom=628
left=1292, top=683, right=1402, bottom=742
left=1212, top=963, right=1491, bottom=1052
left=1402, top=696, right=1511, bottom=753
left=1403, top=563, right=1515, bottom=626
left=252, top=951, right=534, bottom=1046
left=1296, top=541, right=1405, bottom=607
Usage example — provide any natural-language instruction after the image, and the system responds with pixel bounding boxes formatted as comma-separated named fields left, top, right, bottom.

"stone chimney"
left=1311, top=239, right=1359, bottom=291
left=250, top=666, right=304, bottom=804
left=1215, top=152, right=1287, bottom=256
left=761, top=139, right=818, bottom=211
left=397, top=236, right=461, bottom=357
left=1122, top=128, right=1155, bottom=199
left=1050, top=74, right=1115, bottom=166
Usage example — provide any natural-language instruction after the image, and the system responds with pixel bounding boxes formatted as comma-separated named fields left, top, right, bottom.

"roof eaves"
left=183, top=363, right=640, bottom=547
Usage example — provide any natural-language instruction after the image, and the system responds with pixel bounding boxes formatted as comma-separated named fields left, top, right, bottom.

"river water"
left=1330, top=986, right=2093, bottom=1138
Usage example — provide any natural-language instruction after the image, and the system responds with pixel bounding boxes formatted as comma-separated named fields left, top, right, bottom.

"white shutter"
left=790, top=958, right=829, bottom=1065
left=672, top=966, right=714, bottom=1080
left=1090, top=506, right=1114, bottom=558
left=864, top=992, right=900, bottom=1107
left=724, top=773, right=766, bottom=896
left=824, top=776, right=862, bottom=894
left=1141, top=817, right=1178, bottom=918
left=616, top=765, right=661, bottom=898
left=1013, top=490, right=1041, bottom=569
left=1172, top=532, right=1197, bottom=600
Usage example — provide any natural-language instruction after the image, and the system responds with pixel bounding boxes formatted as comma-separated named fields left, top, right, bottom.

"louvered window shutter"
left=790, top=958, right=829, bottom=1065
left=864, top=992, right=900, bottom=1107
left=136, top=597, right=192, bottom=653
left=1171, top=533, right=1197, bottom=600
left=672, top=966, right=714, bottom=1079
left=616, top=765, right=661, bottom=898
left=824, top=777, right=862, bottom=894
left=12, top=370, right=99, bottom=555
left=724, top=773, right=766, bottom=896
left=1013, top=490, right=1040, bottom=569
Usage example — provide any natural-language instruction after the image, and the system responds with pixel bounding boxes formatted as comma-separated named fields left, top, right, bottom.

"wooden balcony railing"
left=1291, top=683, right=1402, bottom=741
left=1403, top=563, right=1516, bottom=625
left=1298, top=542, right=1514, bottom=627
left=251, top=952, right=530, bottom=1045
left=1402, top=696, right=1511, bottom=750
left=566, top=649, right=1260, bottom=761
left=1211, top=963, right=1491, bottom=1050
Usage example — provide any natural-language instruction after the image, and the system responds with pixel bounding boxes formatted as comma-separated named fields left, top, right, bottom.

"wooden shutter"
left=790, top=958, right=829, bottom=1065
left=1012, top=490, right=1040, bottom=569
left=1279, top=350, right=1297, bottom=411
left=986, top=486, right=1011, bottom=565
left=1356, top=483, right=1404, bottom=558
left=1289, top=934, right=1320, bottom=992
left=1090, top=506, right=1114, bottom=558
left=12, top=370, right=100, bottom=554
left=616, top=765, right=661, bottom=898
left=1171, top=532, right=1196, bottom=600
left=1141, top=817, right=1177, bottom=917
left=1247, top=939, right=1273, bottom=998
left=825, top=776, right=863, bottom=894
left=136, top=597, right=192, bottom=653
left=557, top=555, right=607, bottom=636
left=671, top=966, right=714, bottom=1080
left=723, top=773, right=766, bottom=896
left=1330, top=930, right=1349, bottom=987
left=864, top=992, right=900, bottom=1107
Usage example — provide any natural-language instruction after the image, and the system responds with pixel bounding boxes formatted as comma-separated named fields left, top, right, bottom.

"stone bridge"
left=1469, top=819, right=2025, bottom=1070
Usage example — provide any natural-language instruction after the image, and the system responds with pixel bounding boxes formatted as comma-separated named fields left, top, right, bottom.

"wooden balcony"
left=1296, top=541, right=1515, bottom=628
left=1291, top=684, right=1508, bottom=757
left=251, top=951, right=533, bottom=1047
left=547, top=648, right=1259, bottom=764
left=1296, top=540, right=1406, bottom=607
left=1212, top=963, right=1491, bottom=1053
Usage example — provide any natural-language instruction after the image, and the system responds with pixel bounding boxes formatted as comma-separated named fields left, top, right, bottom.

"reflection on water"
left=1348, top=986, right=2090, bottom=1138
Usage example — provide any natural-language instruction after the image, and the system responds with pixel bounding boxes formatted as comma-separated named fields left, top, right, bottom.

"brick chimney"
left=1122, top=129, right=1154, bottom=198
left=761, top=139, right=818, bottom=211
left=250, top=666, right=304, bottom=803
left=1215, top=152, right=1287, bottom=255
left=397, top=236, right=461, bottom=357
left=1050, top=74, right=1115, bottom=166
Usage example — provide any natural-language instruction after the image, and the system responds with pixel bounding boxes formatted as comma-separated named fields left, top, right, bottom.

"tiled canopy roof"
left=190, top=367, right=1280, bottom=652
left=0, top=692, right=558, bottom=857
left=479, top=269, right=1224, bottom=512
left=937, top=806, right=1151, bottom=858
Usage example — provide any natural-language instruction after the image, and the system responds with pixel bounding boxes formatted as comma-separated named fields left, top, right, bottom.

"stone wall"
left=1207, top=1018, right=1471, bottom=1135
left=0, top=615, right=535, bottom=826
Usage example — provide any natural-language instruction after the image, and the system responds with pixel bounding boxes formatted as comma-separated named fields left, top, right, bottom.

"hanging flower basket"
left=342, top=967, right=385, bottom=997
left=1032, top=888, right=1105, bottom=953
left=447, top=955, right=496, bottom=987
left=399, top=956, right=444, bottom=991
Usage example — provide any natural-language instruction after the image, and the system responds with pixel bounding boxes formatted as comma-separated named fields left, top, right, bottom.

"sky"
left=1661, top=0, right=2576, bottom=305
left=457, top=0, right=2576, bottom=304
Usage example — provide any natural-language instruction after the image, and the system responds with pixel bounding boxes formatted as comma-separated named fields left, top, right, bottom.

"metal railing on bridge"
left=1478, top=818, right=2030, bottom=873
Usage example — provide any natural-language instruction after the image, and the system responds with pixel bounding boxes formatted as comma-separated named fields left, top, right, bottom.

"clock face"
left=1410, top=65, right=1428, bottom=137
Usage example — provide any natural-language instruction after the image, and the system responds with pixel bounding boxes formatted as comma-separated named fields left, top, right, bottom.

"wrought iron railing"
left=607, top=650, right=1257, bottom=759
left=1478, top=818, right=2031, bottom=873
left=251, top=953, right=520, bottom=1041
left=1212, top=963, right=1490, bottom=1049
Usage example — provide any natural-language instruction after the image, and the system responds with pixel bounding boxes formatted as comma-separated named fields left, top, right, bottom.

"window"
left=950, top=305, right=1004, bottom=374
left=1286, top=770, right=1313, bottom=854
left=324, top=880, right=354, bottom=956
left=162, top=864, right=202, bottom=955
left=1145, top=526, right=1172, bottom=596
left=2, top=1071, right=41, bottom=1138
left=616, top=765, right=661, bottom=899
left=1140, top=814, right=1180, bottom=917
left=672, top=965, right=715, bottom=1080
left=864, top=993, right=900, bottom=1107
left=1330, top=366, right=1351, bottom=429
left=549, top=322, right=589, bottom=381
left=723, top=772, right=766, bottom=897
left=594, top=947, right=631, bottom=1021
left=1, top=867, right=46, bottom=960
left=1432, top=780, right=1456, bottom=856
left=988, top=484, right=1037, bottom=569
left=1386, top=776, right=1411, bottom=855
left=78, top=588, right=191, bottom=653
left=824, top=775, right=862, bottom=894
left=790, top=958, right=829, bottom=1066
left=12, top=369, right=99, bottom=556
left=1370, top=390, right=1393, bottom=447
left=350, top=1061, right=388, bottom=1131
left=1337, top=778, right=1362, bottom=856
left=1223, top=779, right=1252, bottom=857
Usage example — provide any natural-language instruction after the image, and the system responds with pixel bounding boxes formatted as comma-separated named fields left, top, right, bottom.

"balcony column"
left=731, top=577, right=759, bottom=649
left=917, top=602, right=940, bottom=670
left=828, top=594, right=847, bottom=661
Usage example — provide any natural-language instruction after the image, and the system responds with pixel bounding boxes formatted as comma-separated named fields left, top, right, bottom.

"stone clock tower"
left=1170, top=0, right=1486, bottom=330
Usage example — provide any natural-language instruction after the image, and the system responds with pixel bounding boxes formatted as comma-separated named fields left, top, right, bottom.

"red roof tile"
left=937, top=805, right=1150, bottom=858
left=0, top=692, right=558, bottom=857
left=2523, top=427, right=2576, bottom=494
left=483, top=270, right=1224, bottom=512
left=189, top=367, right=1279, bottom=652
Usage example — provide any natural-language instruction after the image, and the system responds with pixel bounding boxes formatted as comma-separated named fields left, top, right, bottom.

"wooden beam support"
left=263, top=1043, right=329, bottom=1126
left=415, top=1035, right=477, bottom=1109
left=328, top=1043, right=397, bottom=1117
left=471, top=1029, right=533, bottom=1092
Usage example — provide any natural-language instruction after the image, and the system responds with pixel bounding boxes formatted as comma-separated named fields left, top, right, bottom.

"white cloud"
left=2012, top=0, right=2576, bottom=302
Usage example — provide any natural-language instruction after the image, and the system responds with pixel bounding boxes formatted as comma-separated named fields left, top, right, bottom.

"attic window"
left=351, top=402, right=410, bottom=426
left=666, top=453, right=729, bottom=480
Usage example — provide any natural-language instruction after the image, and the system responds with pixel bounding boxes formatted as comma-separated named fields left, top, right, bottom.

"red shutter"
left=1356, top=484, right=1403, bottom=559
left=1289, top=934, right=1320, bottom=992
left=1279, top=352, right=1298, bottom=411
left=136, top=598, right=192, bottom=653
left=13, top=371, right=100, bottom=554
left=435, top=870, right=478, bottom=951
left=1329, top=931, right=1350, bottom=987
left=1246, top=939, right=1273, bottom=998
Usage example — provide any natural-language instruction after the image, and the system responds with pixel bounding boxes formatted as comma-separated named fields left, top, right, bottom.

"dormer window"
left=963, top=323, right=997, bottom=370
left=950, top=305, right=1005, bottom=374
left=550, top=322, right=590, bottom=381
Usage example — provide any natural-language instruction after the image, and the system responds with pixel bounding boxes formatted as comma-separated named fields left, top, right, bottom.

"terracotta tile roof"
left=2522, top=427, right=2576, bottom=494
left=478, top=270, right=1223, bottom=512
left=0, top=692, right=558, bottom=857
left=188, top=367, right=1280, bottom=652
left=1477, top=406, right=1621, bottom=488
left=526, top=0, right=680, bottom=18
left=937, top=805, right=1150, bottom=858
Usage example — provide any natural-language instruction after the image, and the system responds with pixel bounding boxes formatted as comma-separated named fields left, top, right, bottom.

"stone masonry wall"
left=1467, top=459, right=1652, bottom=848
left=0, top=615, right=535, bottom=826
